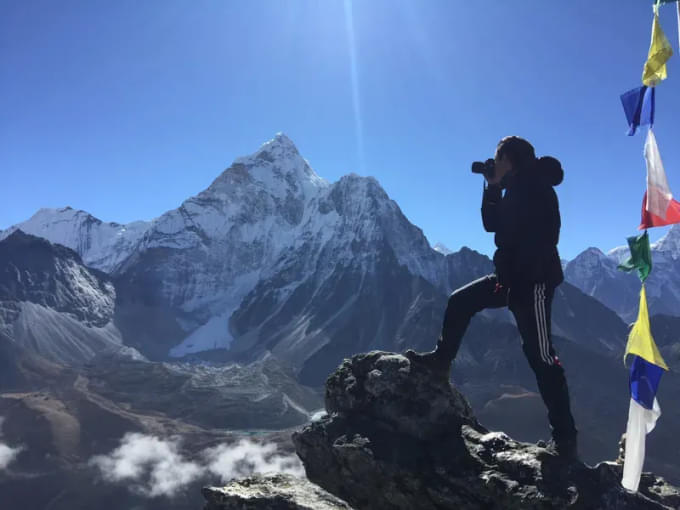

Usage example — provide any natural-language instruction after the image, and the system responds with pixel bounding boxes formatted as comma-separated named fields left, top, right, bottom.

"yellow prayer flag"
left=624, top=285, right=669, bottom=370
left=642, top=10, right=673, bottom=87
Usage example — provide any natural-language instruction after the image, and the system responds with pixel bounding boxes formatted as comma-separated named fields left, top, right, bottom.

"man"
left=406, top=136, right=578, bottom=459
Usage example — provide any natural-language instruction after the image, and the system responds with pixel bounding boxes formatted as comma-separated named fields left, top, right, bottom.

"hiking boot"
left=404, top=348, right=451, bottom=376
left=539, top=437, right=579, bottom=461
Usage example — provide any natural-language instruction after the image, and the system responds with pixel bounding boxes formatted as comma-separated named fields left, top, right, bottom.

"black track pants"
left=437, top=274, right=577, bottom=442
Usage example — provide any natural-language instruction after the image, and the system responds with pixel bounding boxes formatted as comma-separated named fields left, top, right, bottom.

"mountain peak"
left=569, top=247, right=615, bottom=266
left=652, top=224, right=680, bottom=259
left=271, top=132, right=296, bottom=148
left=249, top=132, right=301, bottom=162
left=433, top=242, right=453, bottom=255
left=213, top=134, right=328, bottom=199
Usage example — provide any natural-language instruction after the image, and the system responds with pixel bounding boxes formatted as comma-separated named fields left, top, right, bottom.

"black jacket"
left=481, top=159, right=564, bottom=289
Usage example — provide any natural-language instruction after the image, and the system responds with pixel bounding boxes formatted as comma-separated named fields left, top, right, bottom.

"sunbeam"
left=343, top=0, right=365, bottom=174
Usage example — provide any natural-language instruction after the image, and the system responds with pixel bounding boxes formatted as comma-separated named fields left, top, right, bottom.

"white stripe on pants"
left=534, top=283, right=554, bottom=365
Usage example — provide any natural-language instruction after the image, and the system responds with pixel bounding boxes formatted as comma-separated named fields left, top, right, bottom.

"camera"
left=471, top=158, right=495, bottom=179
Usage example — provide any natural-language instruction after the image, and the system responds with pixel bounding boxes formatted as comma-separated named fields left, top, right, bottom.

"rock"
left=202, top=473, right=353, bottom=510
left=292, top=351, right=680, bottom=510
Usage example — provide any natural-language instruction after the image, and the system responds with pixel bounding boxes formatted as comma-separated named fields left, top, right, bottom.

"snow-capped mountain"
left=565, top=225, right=680, bottom=322
left=111, top=134, right=448, bottom=372
left=0, top=207, right=151, bottom=273
left=0, top=230, right=140, bottom=364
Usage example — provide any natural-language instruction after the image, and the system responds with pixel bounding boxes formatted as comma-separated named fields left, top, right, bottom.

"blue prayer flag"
left=621, top=86, right=655, bottom=136
left=629, top=354, right=664, bottom=410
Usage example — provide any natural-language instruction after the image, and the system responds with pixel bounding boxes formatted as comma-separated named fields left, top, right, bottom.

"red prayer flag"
left=639, top=191, right=680, bottom=229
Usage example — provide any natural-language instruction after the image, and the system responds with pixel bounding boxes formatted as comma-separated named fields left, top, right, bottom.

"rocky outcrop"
left=202, top=474, right=353, bottom=510
left=291, top=351, right=680, bottom=510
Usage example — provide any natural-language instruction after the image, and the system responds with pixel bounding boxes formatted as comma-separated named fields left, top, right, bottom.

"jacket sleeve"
left=481, top=183, right=503, bottom=232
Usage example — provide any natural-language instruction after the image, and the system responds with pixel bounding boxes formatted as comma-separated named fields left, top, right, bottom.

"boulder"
left=292, top=351, right=680, bottom=510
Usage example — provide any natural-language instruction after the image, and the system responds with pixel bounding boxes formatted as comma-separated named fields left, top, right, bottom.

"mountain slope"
left=0, top=231, right=137, bottom=365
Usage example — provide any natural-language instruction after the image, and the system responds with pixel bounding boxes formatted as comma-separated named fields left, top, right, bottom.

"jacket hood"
left=536, top=156, right=563, bottom=187
left=503, top=156, right=564, bottom=189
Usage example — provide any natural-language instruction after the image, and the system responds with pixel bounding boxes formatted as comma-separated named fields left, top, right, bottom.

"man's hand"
left=485, top=172, right=503, bottom=186
left=486, top=153, right=512, bottom=186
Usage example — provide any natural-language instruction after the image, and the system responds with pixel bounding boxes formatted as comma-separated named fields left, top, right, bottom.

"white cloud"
left=0, top=443, right=21, bottom=470
left=204, top=439, right=304, bottom=482
left=90, top=433, right=203, bottom=497
left=90, top=434, right=304, bottom=498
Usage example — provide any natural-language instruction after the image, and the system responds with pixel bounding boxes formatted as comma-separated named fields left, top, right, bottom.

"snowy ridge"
left=0, top=207, right=151, bottom=273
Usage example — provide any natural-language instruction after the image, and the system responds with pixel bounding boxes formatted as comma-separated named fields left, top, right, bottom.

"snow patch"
left=169, top=312, right=233, bottom=357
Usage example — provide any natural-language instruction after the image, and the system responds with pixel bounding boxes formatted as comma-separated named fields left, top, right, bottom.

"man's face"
left=494, top=153, right=513, bottom=181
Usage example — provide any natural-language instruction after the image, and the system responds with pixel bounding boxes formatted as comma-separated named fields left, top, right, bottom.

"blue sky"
left=2, top=0, right=680, bottom=260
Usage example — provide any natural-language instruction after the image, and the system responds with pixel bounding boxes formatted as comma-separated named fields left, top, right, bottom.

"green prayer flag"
left=618, top=231, right=652, bottom=282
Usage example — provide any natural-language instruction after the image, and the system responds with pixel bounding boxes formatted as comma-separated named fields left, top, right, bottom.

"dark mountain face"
left=0, top=230, right=113, bottom=327
left=649, top=314, right=680, bottom=371
left=0, top=230, right=130, bottom=365
left=551, top=282, right=628, bottom=355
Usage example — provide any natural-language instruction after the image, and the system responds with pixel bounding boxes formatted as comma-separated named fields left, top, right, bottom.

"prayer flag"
left=621, top=285, right=668, bottom=492
left=639, top=129, right=680, bottom=229
left=642, top=9, right=673, bottom=86
left=622, top=355, right=664, bottom=492
left=640, top=192, right=680, bottom=228
left=617, top=231, right=652, bottom=282
left=620, top=86, right=655, bottom=136
left=623, top=285, right=668, bottom=370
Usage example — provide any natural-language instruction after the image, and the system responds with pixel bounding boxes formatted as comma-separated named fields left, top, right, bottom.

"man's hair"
left=495, top=136, right=536, bottom=171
